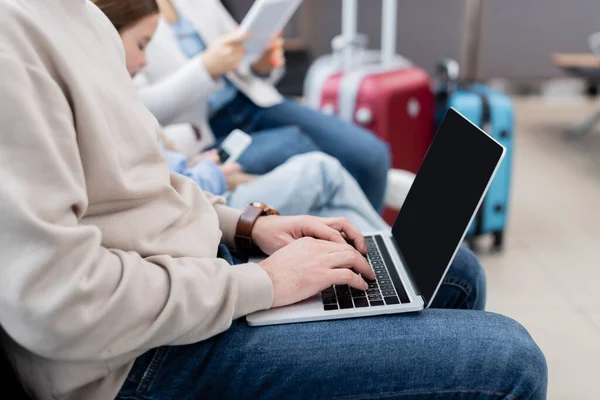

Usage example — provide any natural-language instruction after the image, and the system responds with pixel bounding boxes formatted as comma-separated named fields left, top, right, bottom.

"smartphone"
left=217, top=129, right=253, bottom=164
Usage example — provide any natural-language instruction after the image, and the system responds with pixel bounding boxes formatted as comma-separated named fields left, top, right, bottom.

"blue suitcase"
left=435, top=81, right=514, bottom=250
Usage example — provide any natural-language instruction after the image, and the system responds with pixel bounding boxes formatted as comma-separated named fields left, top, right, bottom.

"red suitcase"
left=319, top=66, right=434, bottom=174
left=304, top=0, right=435, bottom=223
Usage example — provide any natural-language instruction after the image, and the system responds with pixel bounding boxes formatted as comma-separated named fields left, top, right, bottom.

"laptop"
left=246, top=108, right=506, bottom=326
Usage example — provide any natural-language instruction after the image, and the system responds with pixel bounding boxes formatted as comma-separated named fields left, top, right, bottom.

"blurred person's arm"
left=133, top=59, right=221, bottom=126
left=161, top=143, right=228, bottom=195
left=159, top=141, right=226, bottom=195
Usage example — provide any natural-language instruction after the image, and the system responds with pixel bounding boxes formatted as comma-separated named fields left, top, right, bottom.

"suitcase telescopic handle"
left=459, top=0, right=487, bottom=82
left=381, top=0, right=398, bottom=66
left=341, top=0, right=398, bottom=67
left=341, top=0, right=359, bottom=68
left=342, top=0, right=358, bottom=41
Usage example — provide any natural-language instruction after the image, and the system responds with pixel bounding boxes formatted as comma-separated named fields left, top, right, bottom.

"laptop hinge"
left=390, top=237, right=429, bottom=306
left=472, top=91, right=492, bottom=236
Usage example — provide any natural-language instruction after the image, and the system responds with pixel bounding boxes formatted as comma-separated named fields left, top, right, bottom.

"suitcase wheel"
left=465, top=231, right=505, bottom=253
left=492, top=231, right=505, bottom=252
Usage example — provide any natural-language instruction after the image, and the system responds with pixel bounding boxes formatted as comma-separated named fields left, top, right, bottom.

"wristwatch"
left=234, top=202, right=280, bottom=251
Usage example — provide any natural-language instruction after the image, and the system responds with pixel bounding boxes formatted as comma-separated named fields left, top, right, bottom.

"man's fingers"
left=321, top=218, right=367, bottom=254
left=301, top=221, right=347, bottom=246
left=328, top=269, right=369, bottom=291
left=326, top=249, right=375, bottom=281
left=310, top=238, right=355, bottom=254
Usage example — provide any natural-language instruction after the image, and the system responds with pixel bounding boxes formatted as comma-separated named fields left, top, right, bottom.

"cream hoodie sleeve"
left=0, top=52, right=273, bottom=361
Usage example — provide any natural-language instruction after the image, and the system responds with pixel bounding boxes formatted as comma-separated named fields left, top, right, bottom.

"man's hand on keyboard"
left=258, top=237, right=375, bottom=309
left=252, top=216, right=367, bottom=256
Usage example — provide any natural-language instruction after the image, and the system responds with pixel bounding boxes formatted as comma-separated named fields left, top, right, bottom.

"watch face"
left=251, top=202, right=279, bottom=216
left=264, top=208, right=278, bottom=216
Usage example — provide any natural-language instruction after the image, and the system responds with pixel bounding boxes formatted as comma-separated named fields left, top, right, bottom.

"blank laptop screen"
left=391, top=108, right=504, bottom=305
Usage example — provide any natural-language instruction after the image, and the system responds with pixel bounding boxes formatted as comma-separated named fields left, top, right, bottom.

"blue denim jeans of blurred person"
left=118, top=247, right=548, bottom=399
left=210, top=93, right=391, bottom=211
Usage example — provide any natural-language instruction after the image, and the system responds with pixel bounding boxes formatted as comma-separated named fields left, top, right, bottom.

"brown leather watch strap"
left=234, top=205, right=265, bottom=251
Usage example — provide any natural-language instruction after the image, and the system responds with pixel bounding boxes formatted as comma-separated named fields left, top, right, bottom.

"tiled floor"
left=476, top=97, right=600, bottom=399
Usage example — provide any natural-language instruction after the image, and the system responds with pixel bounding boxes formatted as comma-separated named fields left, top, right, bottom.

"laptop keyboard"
left=321, top=235, right=410, bottom=311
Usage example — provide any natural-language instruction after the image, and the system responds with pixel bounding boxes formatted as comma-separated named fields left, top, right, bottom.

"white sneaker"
left=385, top=169, right=416, bottom=209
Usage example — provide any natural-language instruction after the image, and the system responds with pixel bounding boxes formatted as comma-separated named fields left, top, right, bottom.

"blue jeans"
left=117, top=248, right=547, bottom=399
left=210, top=94, right=391, bottom=210
left=227, top=153, right=389, bottom=232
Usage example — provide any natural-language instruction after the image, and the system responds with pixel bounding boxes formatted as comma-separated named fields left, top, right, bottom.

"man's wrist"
left=234, top=203, right=279, bottom=251
left=234, top=205, right=263, bottom=251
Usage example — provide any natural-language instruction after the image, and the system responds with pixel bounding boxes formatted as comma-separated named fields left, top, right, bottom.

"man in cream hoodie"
left=0, top=1, right=547, bottom=399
